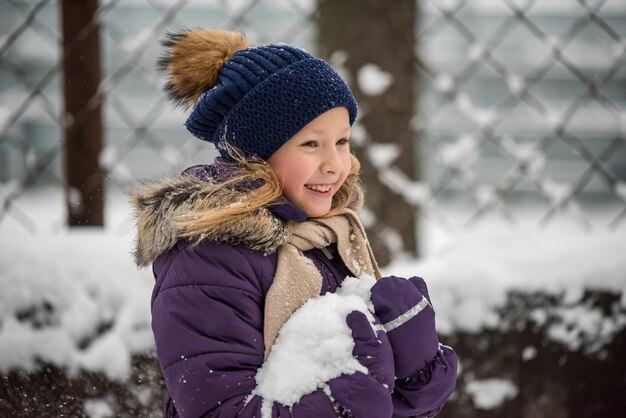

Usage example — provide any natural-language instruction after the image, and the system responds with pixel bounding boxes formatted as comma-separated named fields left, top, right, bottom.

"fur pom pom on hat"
left=159, top=29, right=357, bottom=160
left=158, top=29, right=249, bottom=108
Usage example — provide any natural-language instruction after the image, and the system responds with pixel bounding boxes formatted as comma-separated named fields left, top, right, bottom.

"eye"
left=337, top=138, right=350, bottom=146
left=301, top=140, right=318, bottom=147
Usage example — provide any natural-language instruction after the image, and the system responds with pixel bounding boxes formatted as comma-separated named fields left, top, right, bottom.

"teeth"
left=306, top=184, right=333, bottom=193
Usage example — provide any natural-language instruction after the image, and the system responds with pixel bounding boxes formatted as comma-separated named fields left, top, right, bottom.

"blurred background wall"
left=2, top=0, right=625, bottom=246
left=0, top=0, right=625, bottom=417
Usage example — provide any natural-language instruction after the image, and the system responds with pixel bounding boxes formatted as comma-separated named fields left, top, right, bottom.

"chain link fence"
left=0, top=0, right=625, bottom=247
left=1, top=2, right=625, bottom=417
left=413, top=0, right=626, bottom=234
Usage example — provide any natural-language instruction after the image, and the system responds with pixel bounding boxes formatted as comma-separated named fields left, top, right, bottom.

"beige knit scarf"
left=263, top=208, right=381, bottom=359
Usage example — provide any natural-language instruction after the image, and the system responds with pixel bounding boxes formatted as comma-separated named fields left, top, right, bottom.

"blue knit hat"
left=159, top=29, right=357, bottom=160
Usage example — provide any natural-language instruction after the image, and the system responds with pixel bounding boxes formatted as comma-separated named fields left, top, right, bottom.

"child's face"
left=268, top=107, right=352, bottom=218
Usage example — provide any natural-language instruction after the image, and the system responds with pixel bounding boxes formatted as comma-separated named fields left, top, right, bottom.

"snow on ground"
left=0, top=224, right=153, bottom=379
left=465, top=378, right=519, bottom=410
left=387, top=218, right=626, bottom=354
left=0, top=188, right=154, bottom=379
left=0, top=187, right=625, bottom=378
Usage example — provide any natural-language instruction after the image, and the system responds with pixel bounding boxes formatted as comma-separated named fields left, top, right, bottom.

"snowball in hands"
left=253, top=275, right=378, bottom=415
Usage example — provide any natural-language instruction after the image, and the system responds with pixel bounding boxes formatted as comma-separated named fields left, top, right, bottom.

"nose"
left=320, top=147, right=343, bottom=174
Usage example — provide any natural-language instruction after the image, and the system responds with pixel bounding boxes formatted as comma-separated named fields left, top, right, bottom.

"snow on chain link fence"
left=0, top=0, right=625, bottom=253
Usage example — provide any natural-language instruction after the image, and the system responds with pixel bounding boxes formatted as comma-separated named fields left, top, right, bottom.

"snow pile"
left=385, top=226, right=626, bottom=352
left=0, top=229, right=154, bottom=379
left=466, top=378, right=518, bottom=410
left=534, top=303, right=626, bottom=353
left=253, top=275, right=377, bottom=418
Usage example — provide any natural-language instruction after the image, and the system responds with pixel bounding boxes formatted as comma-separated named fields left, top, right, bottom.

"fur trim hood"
left=130, top=172, right=289, bottom=268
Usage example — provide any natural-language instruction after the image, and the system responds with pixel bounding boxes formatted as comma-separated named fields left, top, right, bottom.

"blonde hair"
left=175, top=145, right=363, bottom=238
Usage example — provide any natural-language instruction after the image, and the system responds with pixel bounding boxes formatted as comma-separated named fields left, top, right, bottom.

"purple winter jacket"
left=132, top=164, right=457, bottom=418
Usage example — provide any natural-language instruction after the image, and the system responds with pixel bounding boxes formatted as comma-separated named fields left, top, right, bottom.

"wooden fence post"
left=60, top=0, right=104, bottom=226
left=318, top=0, right=419, bottom=264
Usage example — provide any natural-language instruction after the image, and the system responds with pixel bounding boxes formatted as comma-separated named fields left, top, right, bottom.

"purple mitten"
left=346, top=311, right=395, bottom=391
left=371, top=276, right=439, bottom=379
left=408, top=276, right=431, bottom=305
left=328, top=311, right=394, bottom=417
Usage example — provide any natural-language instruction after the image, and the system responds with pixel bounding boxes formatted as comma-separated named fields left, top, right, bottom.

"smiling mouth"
left=305, top=184, right=333, bottom=193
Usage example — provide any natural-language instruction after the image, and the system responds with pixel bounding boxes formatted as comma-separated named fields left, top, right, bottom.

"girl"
left=132, top=29, right=457, bottom=418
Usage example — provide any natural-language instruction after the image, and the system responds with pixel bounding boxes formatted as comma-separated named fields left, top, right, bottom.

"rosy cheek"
left=341, top=158, right=351, bottom=181
left=335, top=172, right=349, bottom=192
